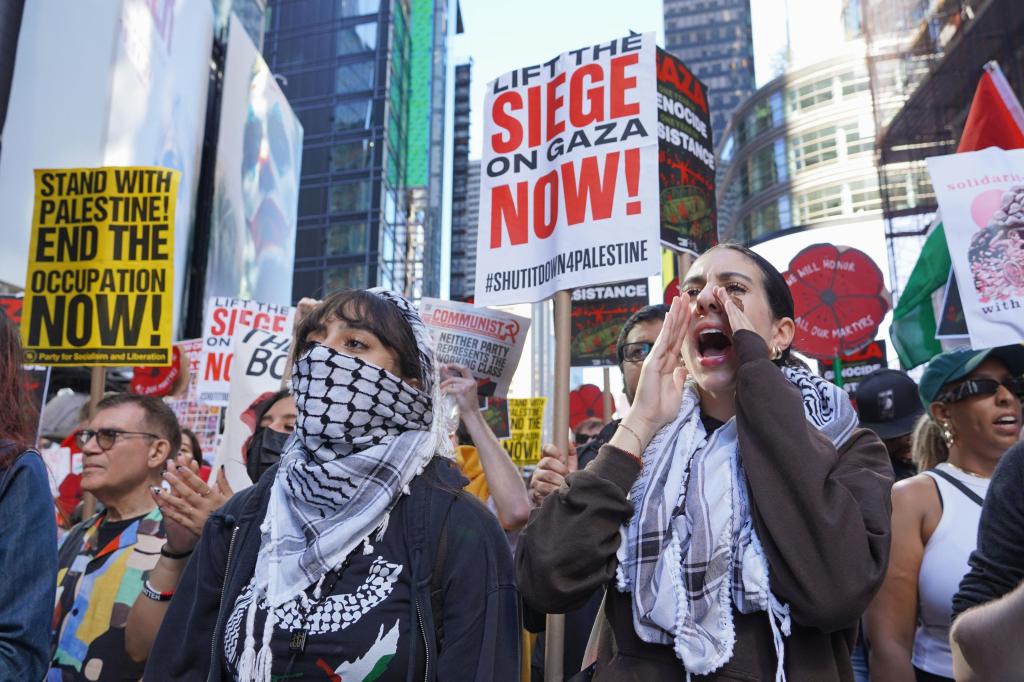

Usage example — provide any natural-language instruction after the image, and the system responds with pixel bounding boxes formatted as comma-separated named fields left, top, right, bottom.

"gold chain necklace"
left=945, top=462, right=990, bottom=480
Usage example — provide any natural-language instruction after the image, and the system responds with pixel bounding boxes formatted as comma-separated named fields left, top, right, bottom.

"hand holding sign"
left=440, top=363, right=480, bottom=413
left=528, top=442, right=578, bottom=508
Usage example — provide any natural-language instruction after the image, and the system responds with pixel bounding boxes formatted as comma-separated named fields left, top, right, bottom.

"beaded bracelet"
left=141, top=580, right=174, bottom=602
left=616, top=422, right=645, bottom=453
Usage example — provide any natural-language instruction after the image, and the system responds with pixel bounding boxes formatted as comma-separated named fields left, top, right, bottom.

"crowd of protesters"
left=1, top=244, right=1023, bottom=681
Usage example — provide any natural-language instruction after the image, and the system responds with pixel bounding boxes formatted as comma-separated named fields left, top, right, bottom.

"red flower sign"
left=569, top=384, right=604, bottom=430
left=130, top=346, right=183, bottom=397
left=783, top=244, right=890, bottom=359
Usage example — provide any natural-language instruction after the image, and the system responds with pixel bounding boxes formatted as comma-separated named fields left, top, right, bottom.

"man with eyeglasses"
left=50, top=393, right=180, bottom=681
left=524, top=303, right=668, bottom=682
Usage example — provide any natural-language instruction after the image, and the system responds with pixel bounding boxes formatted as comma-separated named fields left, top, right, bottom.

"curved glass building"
left=716, top=45, right=934, bottom=247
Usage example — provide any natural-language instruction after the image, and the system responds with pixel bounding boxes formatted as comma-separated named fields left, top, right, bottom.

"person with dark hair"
left=243, top=389, right=297, bottom=483
left=518, top=244, right=893, bottom=680
left=526, top=302, right=668, bottom=681
left=0, top=316, right=57, bottom=680
left=145, top=289, right=519, bottom=681
left=865, top=345, right=1024, bottom=682
left=178, top=427, right=204, bottom=466
left=51, top=392, right=181, bottom=680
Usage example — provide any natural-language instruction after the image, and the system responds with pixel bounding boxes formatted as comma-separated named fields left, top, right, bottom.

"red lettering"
left=568, top=64, right=604, bottom=128
left=272, top=314, right=287, bottom=332
left=527, top=85, right=542, bottom=148
left=490, top=183, right=530, bottom=248
left=237, top=309, right=254, bottom=329
left=210, top=307, right=229, bottom=336
left=610, top=53, right=640, bottom=118
left=656, top=53, right=708, bottom=113
left=253, top=312, right=270, bottom=330
left=491, top=92, right=523, bottom=153
left=533, top=170, right=559, bottom=239
left=205, top=352, right=227, bottom=381
left=545, top=74, right=566, bottom=143
left=561, top=153, right=619, bottom=225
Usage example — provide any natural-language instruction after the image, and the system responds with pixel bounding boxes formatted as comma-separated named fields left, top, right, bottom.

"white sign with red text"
left=198, top=297, right=293, bottom=405
left=475, top=33, right=661, bottom=306
left=419, top=298, right=530, bottom=398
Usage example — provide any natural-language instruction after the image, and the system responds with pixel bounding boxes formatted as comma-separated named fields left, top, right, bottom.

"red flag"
left=957, top=61, right=1024, bottom=152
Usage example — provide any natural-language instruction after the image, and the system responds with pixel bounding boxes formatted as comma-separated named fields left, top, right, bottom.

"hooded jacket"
left=144, top=457, right=521, bottom=681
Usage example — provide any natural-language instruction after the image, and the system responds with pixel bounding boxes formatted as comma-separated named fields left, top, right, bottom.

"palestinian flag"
left=891, top=61, right=1024, bottom=368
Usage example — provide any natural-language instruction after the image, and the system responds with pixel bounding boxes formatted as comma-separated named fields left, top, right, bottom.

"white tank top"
left=912, top=463, right=989, bottom=677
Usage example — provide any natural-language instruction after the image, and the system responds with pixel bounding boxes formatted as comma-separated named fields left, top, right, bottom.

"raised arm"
left=951, top=579, right=1024, bottom=681
left=443, top=363, right=530, bottom=530
left=732, top=329, right=894, bottom=630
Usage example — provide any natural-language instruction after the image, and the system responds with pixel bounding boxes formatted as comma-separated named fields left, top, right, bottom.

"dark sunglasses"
left=620, top=341, right=653, bottom=364
left=75, top=428, right=162, bottom=451
left=936, top=377, right=1024, bottom=403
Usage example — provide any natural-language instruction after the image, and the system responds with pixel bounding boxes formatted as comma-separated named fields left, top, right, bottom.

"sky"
left=454, top=0, right=846, bottom=159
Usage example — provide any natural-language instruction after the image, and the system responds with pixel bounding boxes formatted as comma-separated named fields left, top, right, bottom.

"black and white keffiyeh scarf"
left=615, top=366, right=857, bottom=681
left=239, top=289, right=451, bottom=680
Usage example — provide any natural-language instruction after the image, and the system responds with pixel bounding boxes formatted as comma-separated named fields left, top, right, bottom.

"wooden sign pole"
left=544, top=290, right=572, bottom=682
left=602, top=368, right=613, bottom=423
left=82, top=366, right=106, bottom=519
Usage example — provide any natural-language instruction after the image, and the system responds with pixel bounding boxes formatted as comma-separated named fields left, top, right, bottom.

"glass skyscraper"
left=265, top=0, right=451, bottom=301
left=663, top=0, right=756, bottom=146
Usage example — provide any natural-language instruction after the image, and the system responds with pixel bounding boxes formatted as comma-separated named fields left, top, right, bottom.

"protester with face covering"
left=865, top=345, right=1024, bottom=682
left=0, top=316, right=57, bottom=681
left=517, top=244, right=893, bottom=681
left=144, top=288, right=520, bottom=682
left=243, top=390, right=297, bottom=483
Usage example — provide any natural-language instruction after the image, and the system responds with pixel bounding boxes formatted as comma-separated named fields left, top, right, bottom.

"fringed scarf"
left=615, top=366, right=858, bottom=680
left=237, top=289, right=452, bottom=681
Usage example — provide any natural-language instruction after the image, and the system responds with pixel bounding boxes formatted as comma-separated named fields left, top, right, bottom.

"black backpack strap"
left=429, top=499, right=453, bottom=641
left=928, top=468, right=985, bottom=507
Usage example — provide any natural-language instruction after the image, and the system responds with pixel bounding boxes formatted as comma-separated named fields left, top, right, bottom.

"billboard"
left=205, top=14, right=303, bottom=306
left=0, top=0, right=213, bottom=337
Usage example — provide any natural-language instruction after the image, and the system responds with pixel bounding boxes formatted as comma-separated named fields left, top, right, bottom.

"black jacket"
left=144, top=458, right=521, bottom=681
left=953, top=441, right=1024, bottom=618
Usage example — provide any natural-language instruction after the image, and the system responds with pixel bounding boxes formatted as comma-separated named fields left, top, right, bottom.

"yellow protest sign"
left=502, top=397, right=547, bottom=466
left=21, top=167, right=179, bottom=366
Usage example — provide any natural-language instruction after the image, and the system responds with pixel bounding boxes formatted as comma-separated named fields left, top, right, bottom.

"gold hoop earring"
left=940, top=422, right=955, bottom=449
left=772, top=346, right=780, bottom=360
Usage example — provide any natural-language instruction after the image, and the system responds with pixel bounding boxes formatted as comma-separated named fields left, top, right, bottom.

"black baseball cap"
left=855, top=369, right=924, bottom=440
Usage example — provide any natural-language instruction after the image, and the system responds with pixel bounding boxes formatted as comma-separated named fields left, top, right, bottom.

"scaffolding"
left=860, top=0, right=1024, bottom=301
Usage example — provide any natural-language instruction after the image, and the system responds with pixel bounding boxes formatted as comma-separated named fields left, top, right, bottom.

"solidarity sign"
left=21, top=167, right=178, bottom=366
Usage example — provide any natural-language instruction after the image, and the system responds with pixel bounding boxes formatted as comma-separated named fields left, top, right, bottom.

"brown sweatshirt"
left=516, top=331, right=894, bottom=681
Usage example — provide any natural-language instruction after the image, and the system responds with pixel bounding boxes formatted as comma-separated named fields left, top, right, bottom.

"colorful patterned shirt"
left=49, top=507, right=165, bottom=681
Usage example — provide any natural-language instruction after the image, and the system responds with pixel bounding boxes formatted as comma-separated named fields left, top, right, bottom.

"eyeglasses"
left=620, top=342, right=653, bottom=364
left=936, top=377, right=1024, bottom=403
left=75, top=428, right=162, bottom=451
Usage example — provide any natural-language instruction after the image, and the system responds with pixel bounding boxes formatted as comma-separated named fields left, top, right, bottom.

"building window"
left=741, top=144, right=778, bottom=199
left=337, top=21, right=377, bottom=55
left=329, top=179, right=372, bottom=213
left=325, top=264, right=368, bottom=291
left=788, top=76, right=833, bottom=112
left=325, top=221, right=368, bottom=256
left=335, top=59, right=375, bottom=94
left=334, top=100, right=373, bottom=131
left=338, top=0, right=380, bottom=18
left=790, top=126, right=840, bottom=172
left=299, top=186, right=326, bottom=215
left=847, top=178, right=882, bottom=214
left=742, top=201, right=781, bottom=240
left=838, top=67, right=870, bottom=97
left=331, top=139, right=372, bottom=172
left=793, top=184, right=844, bottom=224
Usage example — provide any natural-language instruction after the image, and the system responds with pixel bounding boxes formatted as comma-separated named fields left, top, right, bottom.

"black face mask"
left=245, top=428, right=291, bottom=482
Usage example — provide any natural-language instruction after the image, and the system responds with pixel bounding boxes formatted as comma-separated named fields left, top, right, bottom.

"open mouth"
left=696, top=326, right=733, bottom=365
left=993, top=415, right=1019, bottom=431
